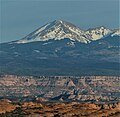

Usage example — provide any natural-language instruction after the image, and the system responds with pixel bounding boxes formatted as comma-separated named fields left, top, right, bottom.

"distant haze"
left=1, top=0, right=119, bottom=43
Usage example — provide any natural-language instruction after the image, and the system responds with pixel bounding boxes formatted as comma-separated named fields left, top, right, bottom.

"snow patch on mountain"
left=67, top=41, right=75, bottom=47
left=42, top=42, right=53, bottom=45
left=34, top=50, right=40, bottom=53
left=86, top=26, right=112, bottom=40
left=111, top=29, right=120, bottom=37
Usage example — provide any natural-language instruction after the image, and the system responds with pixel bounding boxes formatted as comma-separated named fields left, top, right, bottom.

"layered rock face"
left=0, top=75, right=119, bottom=103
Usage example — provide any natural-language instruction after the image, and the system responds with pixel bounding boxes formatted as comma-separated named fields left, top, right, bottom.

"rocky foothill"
left=0, top=99, right=120, bottom=117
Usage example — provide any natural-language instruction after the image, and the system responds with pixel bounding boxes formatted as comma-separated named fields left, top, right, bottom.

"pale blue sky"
left=0, top=0, right=119, bottom=43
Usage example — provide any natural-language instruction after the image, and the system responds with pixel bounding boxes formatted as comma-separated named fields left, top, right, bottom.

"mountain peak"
left=16, top=20, right=89, bottom=44
left=49, top=20, right=63, bottom=26
left=98, top=26, right=107, bottom=29
left=15, top=20, right=119, bottom=44
left=53, top=19, right=63, bottom=23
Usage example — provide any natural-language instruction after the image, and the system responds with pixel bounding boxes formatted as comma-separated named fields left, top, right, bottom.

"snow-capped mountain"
left=16, top=20, right=118, bottom=44
left=0, top=20, right=119, bottom=76
left=16, top=20, right=89, bottom=43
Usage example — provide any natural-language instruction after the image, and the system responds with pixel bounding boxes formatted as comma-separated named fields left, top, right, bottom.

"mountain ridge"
left=14, top=20, right=120, bottom=44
